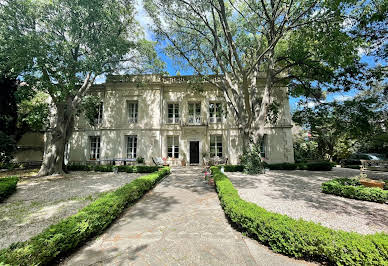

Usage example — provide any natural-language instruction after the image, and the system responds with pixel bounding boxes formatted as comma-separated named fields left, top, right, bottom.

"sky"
left=103, top=1, right=385, bottom=113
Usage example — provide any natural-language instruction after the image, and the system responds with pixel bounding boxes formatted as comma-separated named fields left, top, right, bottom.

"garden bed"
left=211, top=167, right=388, bottom=265
left=322, top=178, right=388, bottom=203
left=0, top=167, right=170, bottom=265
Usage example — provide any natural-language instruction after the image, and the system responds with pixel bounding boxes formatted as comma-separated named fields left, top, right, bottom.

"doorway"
left=189, top=141, right=200, bottom=164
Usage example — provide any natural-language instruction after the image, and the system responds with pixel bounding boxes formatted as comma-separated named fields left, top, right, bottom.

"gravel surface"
left=0, top=171, right=141, bottom=249
left=227, top=167, right=388, bottom=235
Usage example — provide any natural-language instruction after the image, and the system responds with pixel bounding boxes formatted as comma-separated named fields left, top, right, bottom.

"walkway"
left=62, top=167, right=313, bottom=266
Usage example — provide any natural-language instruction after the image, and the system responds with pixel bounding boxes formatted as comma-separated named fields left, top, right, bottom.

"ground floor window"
left=89, top=136, right=100, bottom=160
left=210, top=135, right=222, bottom=157
left=167, top=135, right=179, bottom=158
left=127, top=135, right=137, bottom=158
left=260, top=134, right=267, bottom=158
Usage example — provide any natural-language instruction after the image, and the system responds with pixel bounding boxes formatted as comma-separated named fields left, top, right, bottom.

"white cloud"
left=333, top=95, right=353, bottom=102
left=135, top=1, right=154, bottom=41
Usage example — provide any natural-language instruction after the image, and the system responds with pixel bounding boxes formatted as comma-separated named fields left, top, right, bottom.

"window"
left=127, top=101, right=138, bottom=123
left=127, top=135, right=137, bottom=158
left=95, top=102, right=103, bottom=125
left=89, top=136, right=101, bottom=160
left=210, top=135, right=222, bottom=157
left=260, top=134, right=267, bottom=158
left=209, top=102, right=222, bottom=123
left=167, top=135, right=179, bottom=158
left=188, top=102, right=201, bottom=124
left=167, top=103, right=179, bottom=124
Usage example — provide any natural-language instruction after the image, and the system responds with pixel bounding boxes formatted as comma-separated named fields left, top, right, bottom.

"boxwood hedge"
left=211, top=167, right=388, bottom=265
left=67, top=164, right=159, bottom=173
left=322, top=178, right=388, bottom=203
left=0, top=167, right=170, bottom=266
left=0, top=176, right=19, bottom=202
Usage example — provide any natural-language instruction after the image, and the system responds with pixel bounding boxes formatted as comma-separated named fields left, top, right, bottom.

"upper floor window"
left=89, top=136, right=101, bottom=160
left=167, top=103, right=180, bottom=124
left=127, top=101, right=138, bottom=123
left=167, top=135, right=179, bottom=158
left=127, top=135, right=137, bottom=159
left=210, top=135, right=222, bottom=157
left=188, top=102, right=201, bottom=124
left=209, top=102, right=222, bottom=123
left=260, top=134, right=267, bottom=158
left=95, top=102, right=103, bottom=125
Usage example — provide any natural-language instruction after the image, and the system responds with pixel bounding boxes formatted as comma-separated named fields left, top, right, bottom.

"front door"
left=189, top=141, right=200, bottom=164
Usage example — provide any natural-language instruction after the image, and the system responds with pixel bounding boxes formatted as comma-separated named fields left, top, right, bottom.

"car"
left=340, top=153, right=385, bottom=167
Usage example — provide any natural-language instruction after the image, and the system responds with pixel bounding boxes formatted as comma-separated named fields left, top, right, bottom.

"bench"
left=360, top=160, right=388, bottom=172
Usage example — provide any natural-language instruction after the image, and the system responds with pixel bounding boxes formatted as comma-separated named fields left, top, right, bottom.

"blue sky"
left=110, top=1, right=385, bottom=113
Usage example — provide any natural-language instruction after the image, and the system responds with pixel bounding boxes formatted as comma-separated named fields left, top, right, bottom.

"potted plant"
left=181, top=152, right=187, bottom=166
left=136, top=156, right=145, bottom=164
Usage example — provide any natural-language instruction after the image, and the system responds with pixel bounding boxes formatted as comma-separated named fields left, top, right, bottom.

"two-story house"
left=68, top=74, right=294, bottom=166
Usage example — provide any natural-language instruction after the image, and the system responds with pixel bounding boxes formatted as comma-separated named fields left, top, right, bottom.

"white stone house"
left=68, top=74, right=294, bottom=166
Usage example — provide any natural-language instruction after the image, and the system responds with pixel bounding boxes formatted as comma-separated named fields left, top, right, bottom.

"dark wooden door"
left=190, top=141, right=200, bottom=164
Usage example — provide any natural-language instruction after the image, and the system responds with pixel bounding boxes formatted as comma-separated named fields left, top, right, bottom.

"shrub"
left=343, top=165, right=361, bottom=169
left=0, top=176, right=19, bottom=202
left=266, top=163, right=298, bottom=170
left=306, top=161, right=332, bottom=171
left=136, top=157, right=145, bottom=164
left=322, top=178, right=388, bottom=203
left=211, top=167, right=388, bottom=265
left=239, top=144, right=264, bottom=174
left=67, top=164, right=159, bottom=173
left=0, top=167, right=170, bottom=266
left=220, top=165, right=244, bottom=172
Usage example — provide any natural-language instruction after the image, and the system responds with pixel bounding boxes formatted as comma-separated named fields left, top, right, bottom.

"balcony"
left=181, top=116, right=208, bottom=127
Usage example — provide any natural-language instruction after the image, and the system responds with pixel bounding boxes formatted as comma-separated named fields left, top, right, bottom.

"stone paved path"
left=62, top=167, right=314, bottom=266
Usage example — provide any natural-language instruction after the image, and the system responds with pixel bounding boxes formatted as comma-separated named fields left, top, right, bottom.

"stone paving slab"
left=62, top=168, right=314, bottom=266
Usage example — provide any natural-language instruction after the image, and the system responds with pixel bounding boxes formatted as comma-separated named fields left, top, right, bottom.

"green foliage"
left=306, top=161, right=333, bottom=171
left=211, top=167, right=388, bottom=265
left=0, top=131, right=16, bottom=165
left=240, top=144, right=264, bottom=174
left=265, top=163, right=298, bottom=170
left=17, top=91, right=49, bottom=132
left=0, top=176, right=19, bottom=202
left=219, top=165, right=244, bottom=172
left=0, top=167, right=170, bottom=265
left=322, top=178, right=388, bottom=203
left=136, top=157, right=145, bottom=164
left=67, top=164, right=160, bottom=173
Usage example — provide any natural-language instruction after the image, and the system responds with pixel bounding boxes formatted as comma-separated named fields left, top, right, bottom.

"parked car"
left=340, top=153, right=386, bottom=167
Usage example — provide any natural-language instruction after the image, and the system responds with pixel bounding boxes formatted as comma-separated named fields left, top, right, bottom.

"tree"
left=0, top=0, right=162, bottom=175
left=293, top=87, right=387, bottom=161
left=144, top=0, right=362, bottom=152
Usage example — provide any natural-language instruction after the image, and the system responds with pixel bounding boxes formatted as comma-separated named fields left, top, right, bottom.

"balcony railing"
left=167, top=117, right=180, bottom=124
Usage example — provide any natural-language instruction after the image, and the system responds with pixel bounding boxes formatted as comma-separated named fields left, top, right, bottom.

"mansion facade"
left=68, top=74, right=294, bottom=166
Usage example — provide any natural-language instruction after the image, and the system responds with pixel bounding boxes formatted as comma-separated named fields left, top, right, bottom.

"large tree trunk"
left=38, top=100, right=74, bottom=176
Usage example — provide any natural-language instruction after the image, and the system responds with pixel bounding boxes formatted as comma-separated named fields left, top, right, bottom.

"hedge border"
left=322, top=178, right=388, bottom=203
left=219, top=162, right=333, bottom=172
left=211, top=167, right=388, bottom=265
left=0, top=176, right=19, bottom=202
left=67, top=164, right=160, bottom=173
left=0, top=167, right=170, bottom=266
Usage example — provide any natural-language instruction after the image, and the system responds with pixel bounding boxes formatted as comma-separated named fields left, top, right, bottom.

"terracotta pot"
left=360, top=179, right=384, bottom=189
left=208, top=178, right=215, bottom=186
left=181, top=160, right=186, bottom=166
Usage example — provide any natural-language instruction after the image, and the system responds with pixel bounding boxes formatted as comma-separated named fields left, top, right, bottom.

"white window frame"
left=127, top=135, right=137, bottom=159
left=95, top=102, right=103, bottom=125
left=167, top=103, right=180, bottom=124
left=188, top=102, right=201, bottom=124
left=209, top=102, right=222, bottom=123
left=210, top=135, right=222, bottom=157
left=127, top=101, right=138, bottom=123
left=167, top=135, right=179, bottom=158
left=89, top=136, right=101, bottom=160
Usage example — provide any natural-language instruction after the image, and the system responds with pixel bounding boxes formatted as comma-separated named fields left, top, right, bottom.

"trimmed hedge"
left=265, top=163, right=298, bottom=170
left=322, top=178, right=388, bottom=203
left=67, top=164, right=159, bottom=173
left=0, top=167, right=170, bottom=266
left=0, top=176, right=19, bottom=202
left=211, top=167, right=388, bottom=265
left=305, top=161, right=332, bottom=171
left=219, top=165, right=245, bottom=172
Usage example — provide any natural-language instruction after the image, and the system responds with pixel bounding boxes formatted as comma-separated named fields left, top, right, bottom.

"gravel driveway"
left=227, top=168, right=388, bottom=235
left=0, top=171, right=141, bottom=249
